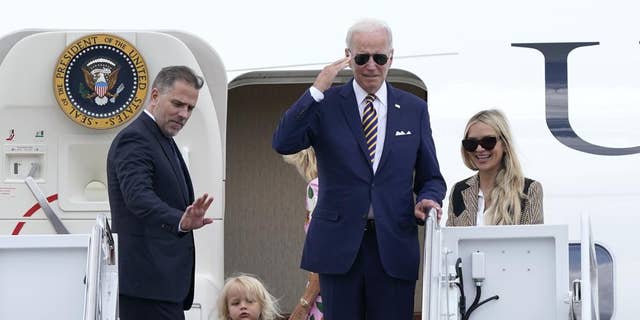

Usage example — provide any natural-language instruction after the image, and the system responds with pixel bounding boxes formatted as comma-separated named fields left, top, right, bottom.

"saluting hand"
left=312, top=54, right=352, bottom=92
left=180, top=193, right=214, bottom=231
left=415, top=199, right=442, bottom=223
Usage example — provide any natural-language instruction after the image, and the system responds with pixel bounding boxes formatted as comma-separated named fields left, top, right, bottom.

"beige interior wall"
left=225, top=79, right=429, bottom=313
left=226, top=84, right=310, bottom=312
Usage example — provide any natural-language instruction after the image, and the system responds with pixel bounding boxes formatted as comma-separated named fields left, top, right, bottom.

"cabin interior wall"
left=226, top=83, right=308, bottom=312
left=226, top=80, right=427, bottom=313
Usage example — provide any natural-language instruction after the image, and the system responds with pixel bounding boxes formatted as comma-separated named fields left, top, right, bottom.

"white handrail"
left=83, top=219, right=102, bottom=319
left=83, top=214, right=117, bottom=320
left=422, top=208, right=441, bottom=320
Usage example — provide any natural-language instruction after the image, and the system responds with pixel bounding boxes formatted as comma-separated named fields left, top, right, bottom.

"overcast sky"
left=2, top=0, right=634, bottom=72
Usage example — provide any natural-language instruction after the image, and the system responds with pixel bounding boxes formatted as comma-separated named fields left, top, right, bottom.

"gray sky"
left=2, top=0, right=631, bottom=73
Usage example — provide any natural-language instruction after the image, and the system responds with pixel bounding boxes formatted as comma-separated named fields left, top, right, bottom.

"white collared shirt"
left=476, top=190, right=485, bottom=226
left=144, top=109, right=155, bottom=121
left=310, top=82, right=388, bottom=173
left=352, top=81, right=387, bottom=173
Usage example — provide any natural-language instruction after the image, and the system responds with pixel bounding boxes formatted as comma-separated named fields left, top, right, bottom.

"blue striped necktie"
left=362, top=94, right=378, bottom=164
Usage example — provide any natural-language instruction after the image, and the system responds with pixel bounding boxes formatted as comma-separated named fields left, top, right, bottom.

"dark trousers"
left=118, top=294, right=185, bottom=320
left=319, top=220, right=416, bottom=320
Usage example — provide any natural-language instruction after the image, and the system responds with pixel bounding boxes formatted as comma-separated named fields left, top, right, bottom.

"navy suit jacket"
left=273, top=80, right=446, bottom=280
left=107, top=112, right=195, bottom=309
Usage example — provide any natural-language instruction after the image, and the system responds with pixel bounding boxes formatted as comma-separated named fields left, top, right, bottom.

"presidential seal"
left=53, top=34, right=148, bottom=129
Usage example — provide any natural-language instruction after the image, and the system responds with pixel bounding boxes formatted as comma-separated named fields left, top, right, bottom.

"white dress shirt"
left=310, top=81, right=388, bottom=173
left=476, top=190, right=485, bottom=226
left=310, top=82, right=388, bottom=219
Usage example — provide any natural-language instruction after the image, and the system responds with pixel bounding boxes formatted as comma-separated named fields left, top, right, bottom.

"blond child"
left=283, top=148, right=323, bottom=320
left=217, top=274, right=282, bottom=320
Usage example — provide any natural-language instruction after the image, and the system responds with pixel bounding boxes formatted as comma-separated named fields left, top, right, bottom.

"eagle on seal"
left=82, top=61, right=120, bottom=106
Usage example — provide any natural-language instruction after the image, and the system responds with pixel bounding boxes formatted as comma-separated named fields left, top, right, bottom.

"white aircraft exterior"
left=0, top=0, right=638, bottom=319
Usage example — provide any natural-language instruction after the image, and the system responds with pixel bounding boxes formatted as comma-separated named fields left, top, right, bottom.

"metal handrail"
left=422, top=208, right=441, bottom=320
left=83, top=214, right=117, bottom=320
left=24, top=163, right=69, bottom=234
left=83, top=217, right=102, bottom=319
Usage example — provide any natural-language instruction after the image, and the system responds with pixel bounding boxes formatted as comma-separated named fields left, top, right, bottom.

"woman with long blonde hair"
left=446, top=109, right=543, bottom=226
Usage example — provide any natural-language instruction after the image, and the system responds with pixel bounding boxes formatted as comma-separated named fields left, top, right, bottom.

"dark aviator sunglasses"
left=353, top=53, right=390, bottom=66
left=462, top=136, right=498, bottom=152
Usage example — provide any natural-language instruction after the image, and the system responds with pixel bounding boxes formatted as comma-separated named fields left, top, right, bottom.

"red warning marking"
left=10, top=194, right=59, bottom=235
left=11, top=222, right=25, bottom=235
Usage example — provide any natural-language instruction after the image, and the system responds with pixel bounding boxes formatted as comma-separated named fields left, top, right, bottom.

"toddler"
left=217, top=274, right=281, bottom=320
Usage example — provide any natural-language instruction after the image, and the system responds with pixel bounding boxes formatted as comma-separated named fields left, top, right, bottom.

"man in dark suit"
left=273, top=19, right=446, bottom=319
left=107, top=66, right=214, bottom=320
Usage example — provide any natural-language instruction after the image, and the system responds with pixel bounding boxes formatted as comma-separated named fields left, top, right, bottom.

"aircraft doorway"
left=225, top=69, right=429, bottom=313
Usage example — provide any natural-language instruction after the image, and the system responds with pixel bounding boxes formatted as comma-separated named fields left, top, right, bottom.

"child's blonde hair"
left=282, top=147, right=317, bottom=183
left=217, top=274, right=281, bottom=320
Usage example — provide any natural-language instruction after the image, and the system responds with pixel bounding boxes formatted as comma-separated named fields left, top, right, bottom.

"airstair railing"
left=422, top=208, right=441, bottom=320
left=83, top=214, right=117, bottom=320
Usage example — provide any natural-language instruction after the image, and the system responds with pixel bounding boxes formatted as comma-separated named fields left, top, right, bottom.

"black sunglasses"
left=462, top=136, right=498, bottom=152
left=353, top=53, right=389, bottom=66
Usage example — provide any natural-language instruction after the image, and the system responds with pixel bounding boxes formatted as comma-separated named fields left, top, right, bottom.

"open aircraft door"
left=0, top=30, right=226, bottom=319
left=570, top=214, right=600, bottom=320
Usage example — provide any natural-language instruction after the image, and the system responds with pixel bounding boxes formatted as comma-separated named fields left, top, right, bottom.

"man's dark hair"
left=152, top=65, right=204, bottom=93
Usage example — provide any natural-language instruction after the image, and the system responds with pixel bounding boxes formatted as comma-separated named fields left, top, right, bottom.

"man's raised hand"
left=312, top=55, right=351, bottom=92
left=180, top=193, right=214, bottom=231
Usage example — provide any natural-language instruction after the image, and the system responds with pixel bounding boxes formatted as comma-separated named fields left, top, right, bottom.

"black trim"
left=452, top=181, right=471, bottom=217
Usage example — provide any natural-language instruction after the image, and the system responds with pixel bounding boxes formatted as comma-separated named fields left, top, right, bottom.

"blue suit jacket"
left=273, top=80, right=446, bottom=280
left=107, top=112, right=195, bottom=308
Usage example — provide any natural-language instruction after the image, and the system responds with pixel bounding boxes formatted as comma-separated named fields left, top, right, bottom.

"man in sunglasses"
left=273, top=18, right=446, bottom=320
